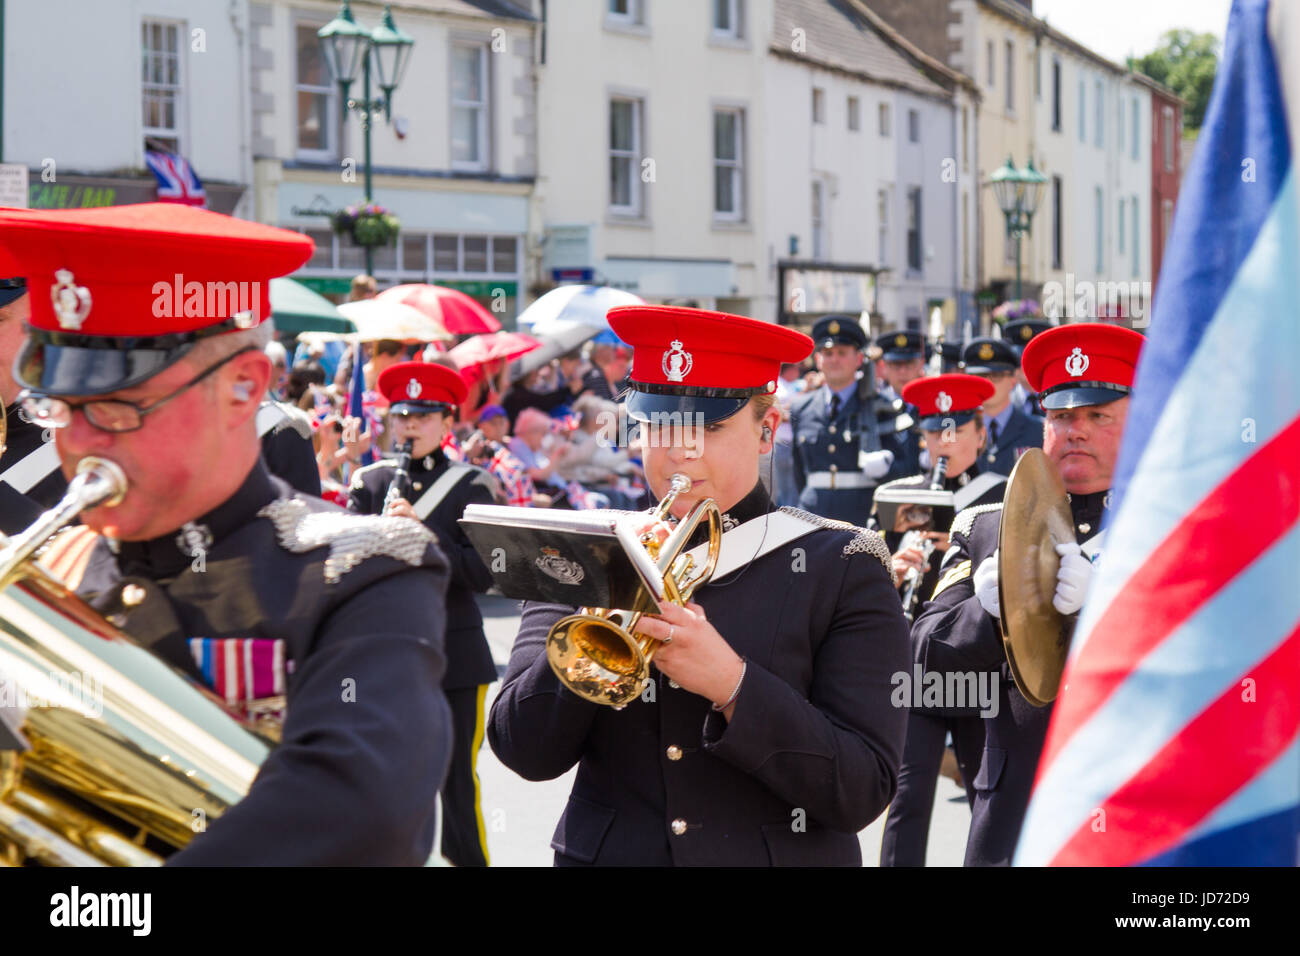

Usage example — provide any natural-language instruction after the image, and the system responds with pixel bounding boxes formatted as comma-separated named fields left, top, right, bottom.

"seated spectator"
left=463, top=405, right=551, bottom=508
left=502, top=354, right=590, bottom=428
left=287, top=359, right=327, bottom=405
left=580, top=341, right=631, bottom=402
left=509, top=407, right=572, bottom=492
left=556, top=396, right=642, bottom=509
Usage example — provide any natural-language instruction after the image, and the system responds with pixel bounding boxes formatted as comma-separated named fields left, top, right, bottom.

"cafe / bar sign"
left=24, top=173, right=244, bottom=214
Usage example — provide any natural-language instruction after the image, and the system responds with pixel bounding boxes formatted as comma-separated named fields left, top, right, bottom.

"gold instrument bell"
left=546, top=474, right=722, bottom=709
left=997, top=449, right=1075, bottom=707
left=0, top=457, right=269, bottom=865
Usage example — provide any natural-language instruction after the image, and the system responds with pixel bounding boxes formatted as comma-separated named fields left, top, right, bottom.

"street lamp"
left=319, top=1, right=414, bottom=276
left=989, top=156, right=1048, bottom=302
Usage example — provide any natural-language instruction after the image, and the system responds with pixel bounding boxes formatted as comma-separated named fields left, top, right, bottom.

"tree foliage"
left=1132, top=30, right=1219, bottom=131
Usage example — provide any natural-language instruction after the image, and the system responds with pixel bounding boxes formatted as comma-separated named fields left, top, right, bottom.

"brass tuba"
left=0, top=456, right=270, bottom=865
left=545, top=474, right=722, bottom=709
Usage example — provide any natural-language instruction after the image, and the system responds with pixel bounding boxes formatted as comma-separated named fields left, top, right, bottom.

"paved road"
left=474, top=594, right=972, bottom=867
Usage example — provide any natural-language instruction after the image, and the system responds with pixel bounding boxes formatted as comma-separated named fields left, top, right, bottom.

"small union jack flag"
left=144, top=149, right=206, bottom=207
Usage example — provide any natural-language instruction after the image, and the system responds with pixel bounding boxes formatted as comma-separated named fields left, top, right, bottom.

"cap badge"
left=1020, top=326, right=1033, bottom=340
left=662, top=339, right=693, bottom=383
left=232, top=309, right=257, bottom=330
left=827, top=320, right=841, bottom=335
left=894, top=333, right=908, bottom=347
left=935, top=390, right=953, bottom=413
left=978, top=343, right=994, bottom=361
left=1065, top=347, right=1090, bottom=377
left=50, top=269, right=92, bottom=331
left=406, top=378, right=423, bottom=398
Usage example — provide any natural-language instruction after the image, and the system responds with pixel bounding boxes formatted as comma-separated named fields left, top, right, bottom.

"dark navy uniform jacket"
left=1, top=403, right=67, bottom=535
left=348, top=448, right=498, bottom=690
left=488, top=482, right=910, bottom=866
left=75, top=460, right=454, bottom=866
left=911, top=488, right=1107, bottom=865
left=982, top=406, right=1045, bottom=478
left=790, top=385, right=918, bottom=525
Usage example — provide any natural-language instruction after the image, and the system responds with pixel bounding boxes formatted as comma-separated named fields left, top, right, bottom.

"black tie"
left=989, top=419, right=1000, bottom=448
left=830, top=394, right=842, bottom=419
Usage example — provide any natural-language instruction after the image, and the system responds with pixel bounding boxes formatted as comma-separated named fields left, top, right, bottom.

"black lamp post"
left=318, top=2, right=414, bottom=277
left=989, top=156, right=1048, bottom=302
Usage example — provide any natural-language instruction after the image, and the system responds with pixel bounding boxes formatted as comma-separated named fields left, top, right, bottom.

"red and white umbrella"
left=449, top=331, right=541, bottom=374
left=378, top=283, right=502, bottom=335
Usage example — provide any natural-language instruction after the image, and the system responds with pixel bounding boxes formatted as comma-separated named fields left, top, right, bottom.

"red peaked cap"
left=607, top=305, right=813, bottom=424
left=903, top=374, right=995, bottom=429
left=0, top=203, right=313, bottom=397
left=1021, top=322, right=1145, bottom=410
left=378, top=360, right=468, bottom=413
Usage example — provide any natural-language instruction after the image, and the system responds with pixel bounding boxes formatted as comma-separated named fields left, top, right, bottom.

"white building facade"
left=250, top=0, right=537, bottom=320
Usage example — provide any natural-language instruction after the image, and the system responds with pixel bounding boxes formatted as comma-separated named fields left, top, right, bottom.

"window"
left=1138, top=197, right=1147, bottom=277
left=609, top=97, right=643, bottom=214
left=812, top=87, right=825, bottom=124
left=1094, top=79, right=1104, bottom=148
left=879, top=102, right=891, bottom=136
left=1118, top=96, right=1125, bottom=152
left=1051, top=59, right=1061, bottom=131
left=712, top=0, right=743, bottom=40
left=295, top=22, right=337, bottom=159
left=847, top=95, right=860, bottom=131
left=1078, top=78, right=1086, bottom=142
left=1118, top=197, right=1126, bottom=254
left=1004, top=40, right=1015, bottom=111
left=463, top=236, right=488, bottom=273
left=961, top=106, right=969, bottom=171
left=1132, top=96, right=1140, bottom=160
left=811, top=180, right=826, bottom=259
left=1095, top=186, right=1104, bottom=274
left=142, top=20, right=183, bottom=154
left=1052, top=175, right=1063, bottom=270
left=1161, top=198, right=1173, bottom=261
left=987, top=40, right=995, bottom=87
left=713, top=107, right=744, bottom=220
left=908, top=109, right=920, bottom=143
left=608, top=0, right=643, bottom=26
left=877, top=188, right=889, bottom=265
left=433, top=234, right=459, bottom=271
left=906, top=187, right=922, bottom=272
left=1163, top=106, right=1175, bottom=171
left=451, top=43, right=490, bottom=170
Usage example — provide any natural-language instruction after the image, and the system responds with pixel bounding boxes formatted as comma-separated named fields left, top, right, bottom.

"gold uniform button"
left=668, top=679, right=681, bottom=689
left=671, top=818, right=688, bottom=836
left=666, top=745, right=683, bottom=761
left=827, top=444, right=836, bottom=453
left=829, top=464, right=838, bottom=473
left=413, top=482, right=423, bottom=491
left=121, top=584, right=146, bottom=607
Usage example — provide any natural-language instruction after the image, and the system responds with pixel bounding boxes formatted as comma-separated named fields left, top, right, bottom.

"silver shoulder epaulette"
left=777, top=506, right=892, bottom=572
left=949, top=502, right=1003, bottom=543
left=259, top=498, right=436, bottom=584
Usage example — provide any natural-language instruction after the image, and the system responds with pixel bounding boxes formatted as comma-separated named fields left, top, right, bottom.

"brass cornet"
left=545, top=474, right=722, bottom=709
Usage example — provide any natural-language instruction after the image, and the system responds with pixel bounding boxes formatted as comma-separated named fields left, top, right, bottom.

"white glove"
left=1053, top=541, right=1094, bottom=615
left=859, top=448, right=895, bottom=479
left=974, top=549, right=1001, bottom=619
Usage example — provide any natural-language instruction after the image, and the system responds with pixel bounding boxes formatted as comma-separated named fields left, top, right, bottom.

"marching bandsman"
left=1, top=202, right=454, bottom=864
left=0, top=275, right=65, bottom=534
left=790, top=316, right=917, bottom=524
left=872, top=374, right=1008, bottom=866
left=1003, top=319, right=1053, bottom=418
left=961, top=337, right=1043, bottom=477
left=874, top=330, right=928, bottom=401
left=489, top=305, right=909, bottom=866
left=348, top=360, right=498, bottom=867
left=912, top=323, right=1144, bottom=866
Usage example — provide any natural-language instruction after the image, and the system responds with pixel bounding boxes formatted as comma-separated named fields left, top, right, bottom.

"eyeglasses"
left=21, top=346, right=258, bottom=434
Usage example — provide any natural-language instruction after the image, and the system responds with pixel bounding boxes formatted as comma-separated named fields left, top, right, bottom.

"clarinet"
left=383, top=440, right=414, bottom=512
left=900, top=455, right=949, bottom=621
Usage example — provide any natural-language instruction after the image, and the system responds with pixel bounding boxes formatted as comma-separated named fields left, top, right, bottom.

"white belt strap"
left=412, top=468, right=471, bottom=521
left=1081, top=529, right=1106, bottom=563
left=0, top=441, right=59, bottom=494
left=806, top=471, right=874, bottom=490
left=682, top=511, right=821, bottom=581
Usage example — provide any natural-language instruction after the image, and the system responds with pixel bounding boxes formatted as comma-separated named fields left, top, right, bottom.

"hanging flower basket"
left=992, top=298, right=1042, bottom=321
left=331, top=202, right=401, bottom=249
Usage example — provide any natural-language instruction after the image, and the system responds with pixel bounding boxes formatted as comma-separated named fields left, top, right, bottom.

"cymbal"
left=997, top=449, right=1074, bottom=707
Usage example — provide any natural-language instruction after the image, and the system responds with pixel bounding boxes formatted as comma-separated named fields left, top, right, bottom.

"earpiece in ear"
left=762, top=426, right=772, bottom=441
left=232, top=381, right=252, bottom=401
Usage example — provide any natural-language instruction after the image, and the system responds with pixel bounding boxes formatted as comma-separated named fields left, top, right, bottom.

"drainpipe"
left=1, top=0, right=6, bottom=162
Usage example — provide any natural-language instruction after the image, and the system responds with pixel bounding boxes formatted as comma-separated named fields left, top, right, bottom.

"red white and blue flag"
left=1016, top=0, right=1300, bottom=866
left=144, top=149, right=207, bottom=207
